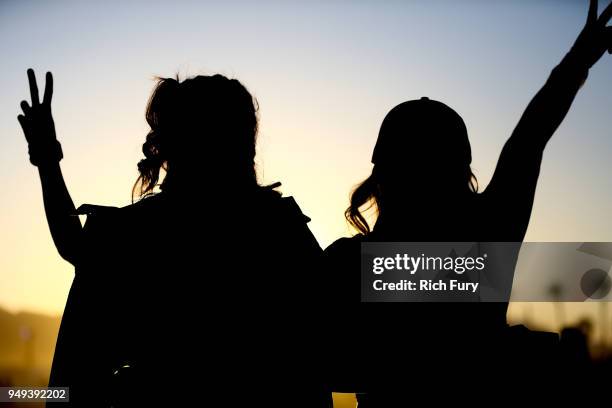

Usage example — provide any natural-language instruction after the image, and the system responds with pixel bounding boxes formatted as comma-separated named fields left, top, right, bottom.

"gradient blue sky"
left=1, top=1, right=611, bottom=335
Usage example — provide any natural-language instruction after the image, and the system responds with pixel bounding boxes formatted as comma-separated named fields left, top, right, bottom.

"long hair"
left=132, top=74, right=260, bottom=200
left=346, top=98, right=478, bottom=234
left=345, top=167, right=479, bottom=235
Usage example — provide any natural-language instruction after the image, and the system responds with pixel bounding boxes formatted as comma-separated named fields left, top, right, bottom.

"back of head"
left=346, top=97, right=478, bottom=234
left=372, top=97, right=472, bottom=193
left=133, top=74, right=259, bottom=199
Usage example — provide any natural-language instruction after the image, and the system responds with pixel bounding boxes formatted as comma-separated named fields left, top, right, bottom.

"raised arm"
left=18, top=69, right=83, bottom=265
left=485, top=0, right=612, bottom=230
left=510, top=0, right=611, bottom=150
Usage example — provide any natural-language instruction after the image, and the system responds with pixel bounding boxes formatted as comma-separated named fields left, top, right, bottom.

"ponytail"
left=132, top=77, right=180, bottom=200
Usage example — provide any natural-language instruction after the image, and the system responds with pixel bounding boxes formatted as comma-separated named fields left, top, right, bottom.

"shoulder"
left=77, top=194, right=164, bottom=234
left=321, top=236, right=363, bottom=296
left=325, top=235, right=364, bottom=251
left=76, top=204, right=122, bottom=236
left=278, top=196, right=312, bottom=223
left=77, top=193, right=163, bottom=217
left=121, top=193, right=165, bottom=213
left=323, top=235, right=364, bottom=260
left=254, top=188, right=312, bottom=226
left=261, top=191, right=322, bottom=251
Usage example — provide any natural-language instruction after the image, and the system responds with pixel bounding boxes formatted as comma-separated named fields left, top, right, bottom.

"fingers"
left=17, top=115, right=30, bottom=141
left=589, top=0, right=598, bottom=23
left=27, top=68, right=40, bottom=106
left=20, top=100, right=31, bottom=115
left=17, top=115, right=26, bottom=131
left=43, top=71, right=53, bottom=105
left=599, top=0, right=612, bottom=25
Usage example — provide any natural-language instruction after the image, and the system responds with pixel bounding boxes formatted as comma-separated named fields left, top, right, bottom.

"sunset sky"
left=1, top=0, right=612, bottom=338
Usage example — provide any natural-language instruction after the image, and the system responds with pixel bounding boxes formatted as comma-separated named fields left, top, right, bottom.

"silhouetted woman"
left=323, top=1, right=612, bottom=405
left=18, top=73, right=328, bottom=407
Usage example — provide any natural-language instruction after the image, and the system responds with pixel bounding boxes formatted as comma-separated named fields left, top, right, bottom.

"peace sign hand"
left=18, top=69, right=62, bottom=166
left=567, top=0, right=612, bottom=71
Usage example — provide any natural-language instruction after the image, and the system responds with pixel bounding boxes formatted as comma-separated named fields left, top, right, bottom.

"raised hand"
left=566, top=0, right=612, bottom=70
left=18, top=69, right=62, bottom=166
left=18, top=69, right=81, bottom=263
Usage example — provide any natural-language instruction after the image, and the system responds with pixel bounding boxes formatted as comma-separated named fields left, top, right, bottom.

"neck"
left=161, top=169, right=259, bottom=198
